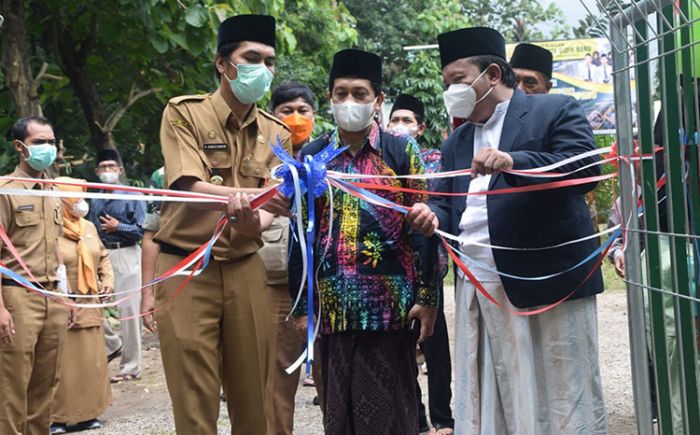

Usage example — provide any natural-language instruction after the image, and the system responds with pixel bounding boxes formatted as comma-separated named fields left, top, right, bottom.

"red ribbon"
left=348, top=173, right=616, bottom=197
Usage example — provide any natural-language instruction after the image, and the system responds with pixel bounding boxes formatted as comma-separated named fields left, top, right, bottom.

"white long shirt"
left=458, top=100, right=510, bottom=282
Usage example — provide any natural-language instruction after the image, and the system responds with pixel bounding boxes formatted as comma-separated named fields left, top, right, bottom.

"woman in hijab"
left=51, top=177, right=114, bottom=434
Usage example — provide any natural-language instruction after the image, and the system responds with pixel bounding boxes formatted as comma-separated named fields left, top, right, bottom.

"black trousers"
left=416, top=305, right=454, bottom=429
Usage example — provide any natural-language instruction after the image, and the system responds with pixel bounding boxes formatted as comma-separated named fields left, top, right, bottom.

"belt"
left=2, top=278, right=57, bottom=288
left=104, top=241, right=136, bottom=250
left=158, top=241, right=232, bottom=262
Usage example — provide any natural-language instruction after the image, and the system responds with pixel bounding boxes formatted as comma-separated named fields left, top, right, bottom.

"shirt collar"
left=211, top=89, right=259, bottom=131
left=11, top=166, right=48, bottom=190
left=482, top=100, right=511, bottom=128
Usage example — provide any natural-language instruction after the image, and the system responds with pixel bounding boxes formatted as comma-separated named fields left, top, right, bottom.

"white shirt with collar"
left=458, top=99, right=510, bottom=283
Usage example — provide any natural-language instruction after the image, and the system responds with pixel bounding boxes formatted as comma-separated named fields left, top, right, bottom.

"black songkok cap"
left=390, top=94, right=425, bottom=120
left=437, top=27, right=506, bottom=69
left=96, top=149, right=121, bottom=164
left=217, top=14, right=276, bottom=50
left=510, top=43, right=553, bottom=78
left=328, top=49, right=382, bottom=91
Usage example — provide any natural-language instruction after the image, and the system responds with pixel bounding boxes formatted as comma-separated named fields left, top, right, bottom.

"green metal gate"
left=598, top=1, right=700, bottom=433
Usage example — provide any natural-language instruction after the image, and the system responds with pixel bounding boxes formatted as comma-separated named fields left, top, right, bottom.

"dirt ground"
left=88, top=287, right=636, bottom=435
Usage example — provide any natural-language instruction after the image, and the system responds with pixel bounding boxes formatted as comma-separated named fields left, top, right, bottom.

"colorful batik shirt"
left=293, top=123, right=437, bottom=334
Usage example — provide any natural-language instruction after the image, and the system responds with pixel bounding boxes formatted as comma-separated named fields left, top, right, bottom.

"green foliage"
left=0, top=0, right=357, bottom=182
left=594, top=134, right=617, bottom=224
left=393, top=51, right=448, bottom=149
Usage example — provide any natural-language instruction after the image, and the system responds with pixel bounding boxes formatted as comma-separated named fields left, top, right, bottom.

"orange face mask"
left=282, top=113, right=314, bottom=147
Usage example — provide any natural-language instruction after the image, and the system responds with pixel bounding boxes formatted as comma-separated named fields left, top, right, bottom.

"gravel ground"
left=87, top=287, right=635, bottom=434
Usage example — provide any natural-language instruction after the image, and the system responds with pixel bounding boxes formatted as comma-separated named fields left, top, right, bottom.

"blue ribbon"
left=271, top=137, right=346, bottom=374
left=271, top=136, right=345, bottom=199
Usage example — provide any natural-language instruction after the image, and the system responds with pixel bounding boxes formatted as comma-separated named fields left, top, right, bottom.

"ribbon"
left=271, top=136, right=346, bottom=374
left=346, top=173, right=616, bottom=197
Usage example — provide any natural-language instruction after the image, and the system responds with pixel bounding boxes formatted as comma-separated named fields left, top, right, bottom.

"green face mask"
left=226, top=62, right=273, bottom=104
left=20, top=141, right=57, bottom=171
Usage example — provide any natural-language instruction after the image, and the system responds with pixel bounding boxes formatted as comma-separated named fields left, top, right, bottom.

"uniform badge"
left=17, top=204, right=35, bottom=212
left=210, top=175, right=224, bottom=185
left=257, top=134, right=265, bottom=144
left=207, top=130, right=217, bottom=139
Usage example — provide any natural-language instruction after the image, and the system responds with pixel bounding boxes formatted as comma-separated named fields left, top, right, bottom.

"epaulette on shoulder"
left=168, top=94, right=208, bottom=105
left=258, top=108, right=291, bottom=131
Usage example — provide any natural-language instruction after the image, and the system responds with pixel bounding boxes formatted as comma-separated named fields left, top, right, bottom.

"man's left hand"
left=407, top=304, right=437, bottom=344
left=405, top=203, right=438, bottom=236
left=261, top=192, right=291, bottom=217
left=471, top=148, right=514, bottom=177
left=99, top=214, right=120, bottom=233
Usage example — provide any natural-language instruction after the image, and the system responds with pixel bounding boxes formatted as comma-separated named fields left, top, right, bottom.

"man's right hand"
left=614, top=253, right=625, bottom=278
left=141, top=287, right=157, bottom=334
left=0, top=306, right=15, bottom=345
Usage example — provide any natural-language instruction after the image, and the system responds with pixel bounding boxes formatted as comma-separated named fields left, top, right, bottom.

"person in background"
left=51, top=177, right=114, bottom=434
left=0, top=116, right=71, bottom=434
left=387, top=93, right=454, bottom=435
left=509, top=43, right=553, bottom=95
left=265, top=81, right=324, bottom=435
left=87, top=148, right=146, bottom=383
left=271, top=81, right=316, bottom=153
left=140, top=167, right=164, bottom=335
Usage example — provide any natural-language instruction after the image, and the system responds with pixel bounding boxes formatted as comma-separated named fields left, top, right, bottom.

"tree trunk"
left=64, top=65, right=116, bottom=151
left=0, top=0, right=43, bottom=117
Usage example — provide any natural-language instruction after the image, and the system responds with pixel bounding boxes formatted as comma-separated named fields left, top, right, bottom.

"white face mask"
left=331, top=99, right=377, bottom=132
left=389, top=124, right=419, bottom=138
left=443, top=69, right=493, bottom=119
left=71, top=200, right=90, bottom=218
left=99, top=172, right=120, bottom=184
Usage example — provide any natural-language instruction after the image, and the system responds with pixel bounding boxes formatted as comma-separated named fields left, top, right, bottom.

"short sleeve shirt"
left=155, top=89, right=291, bottom=260
left=0, top=167, right=63, bottom=283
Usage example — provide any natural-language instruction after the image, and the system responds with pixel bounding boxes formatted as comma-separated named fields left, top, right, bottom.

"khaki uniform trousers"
left=0, top=286, right=67, bottom=435
left=155, top=252, right=270, bottom=434
left=266, top=284, right=323, bottom=435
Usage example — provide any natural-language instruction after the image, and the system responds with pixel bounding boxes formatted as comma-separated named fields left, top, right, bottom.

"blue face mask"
left=21, top=141, right=57, bottom=171
left=226, top=62, right=273, bottom=104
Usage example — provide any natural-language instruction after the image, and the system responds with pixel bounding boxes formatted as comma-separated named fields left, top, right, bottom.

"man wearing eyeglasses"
left=87, top=149, right=146, bottom=384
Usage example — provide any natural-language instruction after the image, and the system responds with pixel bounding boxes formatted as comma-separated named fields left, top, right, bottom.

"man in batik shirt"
left=289, top=49, right=438, bottom=435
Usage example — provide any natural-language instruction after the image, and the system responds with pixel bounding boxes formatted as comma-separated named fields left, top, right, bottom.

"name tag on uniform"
left=203, top=143, right=228, bottom=151
left=17, top=204, right=34, bottom=212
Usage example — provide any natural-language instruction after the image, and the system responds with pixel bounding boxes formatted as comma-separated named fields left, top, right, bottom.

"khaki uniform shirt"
left=58, top=220, right=114, bottom=328
left=156, top=89, right=291, bottom=260
left=0, top=167, right=63, bottom=283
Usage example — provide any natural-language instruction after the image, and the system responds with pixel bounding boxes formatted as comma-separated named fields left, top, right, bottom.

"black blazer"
left=430, top=89, right=604, bottom=308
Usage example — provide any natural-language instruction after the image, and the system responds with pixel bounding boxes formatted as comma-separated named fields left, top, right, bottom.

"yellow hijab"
left=56, top=177, right=98, bottom=295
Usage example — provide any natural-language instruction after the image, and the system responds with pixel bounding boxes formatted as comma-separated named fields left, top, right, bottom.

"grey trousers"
left=104, top=244, right=142, bottom=376
left=453, top=277, right=608, bottom=435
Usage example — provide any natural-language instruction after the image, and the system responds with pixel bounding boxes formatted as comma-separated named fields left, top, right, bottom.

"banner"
left=507, top=38, right=635, bottom=134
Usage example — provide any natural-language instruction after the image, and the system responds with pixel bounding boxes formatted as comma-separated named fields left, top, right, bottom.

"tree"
left=341, top=0, right=572, bottom=148
left=0, top=0, right=358, bottom=178
left=0, top=0, right=61, bottom=118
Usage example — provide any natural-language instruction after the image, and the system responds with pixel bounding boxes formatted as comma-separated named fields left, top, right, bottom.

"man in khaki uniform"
left=0, top=116, right=70, bottom=434
left=152, top=14, right=291, bottom=434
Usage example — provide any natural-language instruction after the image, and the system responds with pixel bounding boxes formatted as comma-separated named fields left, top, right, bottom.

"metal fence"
left=595, top=0, right=700, bottom=433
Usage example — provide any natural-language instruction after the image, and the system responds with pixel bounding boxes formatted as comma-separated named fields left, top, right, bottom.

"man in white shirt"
left=432, top=26, right=608, bottom=435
